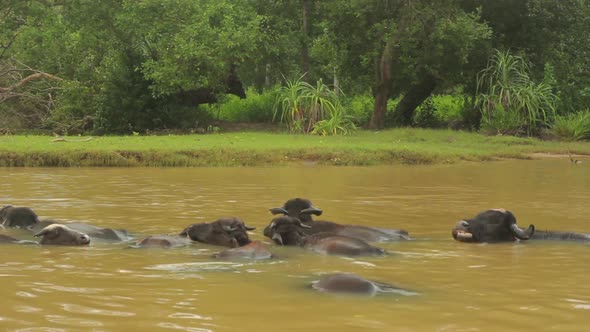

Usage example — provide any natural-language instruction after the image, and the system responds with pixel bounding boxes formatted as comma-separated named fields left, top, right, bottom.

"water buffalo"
left=34, top=224, right=91, bottom=246
left=133, top=235, right=192, bottom=248
left=268, top=198, right=410, bottom=242
left=452, top=209, right=590, bottom=243
left=0, top=205, right=40, bottom=228
left=180, top=217, right=255, bottom=248
left=29, top=220, right=129, bottom=242
left=213, top=240, right=273, bottom=260
left=311, top=273, right=418, bottom=297
left=264, top=216, right=385, bottom=256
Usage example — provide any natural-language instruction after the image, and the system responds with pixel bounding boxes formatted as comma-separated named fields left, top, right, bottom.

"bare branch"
left=0, top=72, right=63, bottom=93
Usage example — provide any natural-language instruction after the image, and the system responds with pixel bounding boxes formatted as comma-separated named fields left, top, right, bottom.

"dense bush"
left=207, top=88, right=276, bottom=123
left=550, top=110, right=590, bottom=141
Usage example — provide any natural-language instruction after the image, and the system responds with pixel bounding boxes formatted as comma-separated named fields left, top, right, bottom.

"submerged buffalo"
left=452, top=209, right=590, bottom=243
left=264, top=216, right=385, bottom=256
left=29, top=220, right=129, bottom=242
left=268, top=198, right=410, bottom=242
left=0, top=205, right=40, bottom=228
left=180, top=217, right=255, bottom=248
left=311, top=273, right=418, bottom=297
left=213, top=240, right=273, bottom=260
left=133, top=235, right=192, bottom=248
left=34, top=224, right=91, bottom=246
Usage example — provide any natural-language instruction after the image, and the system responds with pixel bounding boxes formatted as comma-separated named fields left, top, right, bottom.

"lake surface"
left=0, top=160, right=589, bottom=331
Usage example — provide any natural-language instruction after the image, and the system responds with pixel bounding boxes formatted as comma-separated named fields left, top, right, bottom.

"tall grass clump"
left=476, top=49, right=558, bottom=136
left=273, top=76, right=355, bottom=135
left=204, top=88, right=276, bottom=123
left=550, top=110, right=590, bottom=141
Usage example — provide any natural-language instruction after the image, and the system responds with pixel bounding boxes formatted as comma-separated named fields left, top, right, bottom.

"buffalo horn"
left=296, top=220, right=312, bottom=229
left=300, top=206, right=323, bottom=216
left=222, top=225, right=239, bottom=232
left=269, top=207, right=289, bottom=215
left=510, top=223, right=535, bottom=240
left=244, top=225, right=256, bottom=231
left=271, top=233, right=284, bottom=245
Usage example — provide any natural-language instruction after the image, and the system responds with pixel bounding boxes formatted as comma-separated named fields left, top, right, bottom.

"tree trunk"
left=301, top=0, right=311, bottom=78
left=393, top=74, right=437, bottom=126
left=369, top=39, right=394, bottom=129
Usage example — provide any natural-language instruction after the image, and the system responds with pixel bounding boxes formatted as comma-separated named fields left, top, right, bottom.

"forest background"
left=1, top=0, right=590, bottom=142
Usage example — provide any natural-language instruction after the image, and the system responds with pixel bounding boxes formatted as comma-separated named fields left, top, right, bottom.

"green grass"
left=0, top=128, right=589, bottom=167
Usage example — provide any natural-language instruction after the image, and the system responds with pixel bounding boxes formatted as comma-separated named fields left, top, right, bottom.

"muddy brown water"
left=0, top=160, right=589, bottom=331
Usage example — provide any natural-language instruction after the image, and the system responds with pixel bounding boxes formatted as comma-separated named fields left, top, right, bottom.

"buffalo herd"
left=1, top=199, right=589, bottom=296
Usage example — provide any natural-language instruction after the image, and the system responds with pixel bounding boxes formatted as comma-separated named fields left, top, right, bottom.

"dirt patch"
left=528, top=152, right=588, bottom=159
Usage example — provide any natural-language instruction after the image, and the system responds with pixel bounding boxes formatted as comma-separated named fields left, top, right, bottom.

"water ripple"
left=60, top=303, right=136, bottom=317
left=157, top=322, right=214, bottom=332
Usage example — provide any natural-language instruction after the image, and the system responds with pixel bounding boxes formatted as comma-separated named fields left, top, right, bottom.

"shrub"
left=550, top=110, right=590, bottom=141
left=211, top=88, right=276, bottom=122
left=479, top=104, right=525, bottom=136
left=476, top=49, right=558, bottom=136
left=274, top=76, right=344, bottom=134
left=343, top=93, right=373, bottom=127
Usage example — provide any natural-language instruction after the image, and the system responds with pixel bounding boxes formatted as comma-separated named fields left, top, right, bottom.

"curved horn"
left=269, top=207, right=289, bottom=215
left=243, top=225, right=256, bottom=231
left=295, top=220, right=312, bottom=229
left=300, top=206, right=323, bottom=216
left=510, top=223, right=535, bottom=240
left=271, top=233, right=284, bottom=245
left=222, top=225, right=239, bottom=232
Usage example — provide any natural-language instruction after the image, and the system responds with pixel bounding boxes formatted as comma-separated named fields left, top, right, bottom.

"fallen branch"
left=51, top=137, right=94, bottom=143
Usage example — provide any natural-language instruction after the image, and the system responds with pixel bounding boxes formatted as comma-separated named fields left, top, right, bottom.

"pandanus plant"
left=273, top=75, right=354, bottom=135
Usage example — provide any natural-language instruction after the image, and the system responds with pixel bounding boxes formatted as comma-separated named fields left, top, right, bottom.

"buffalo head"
left=263, top=216, right=311, bottom=246
left=269, top=198, right=323, bottom=222
left=180, top=217, right=255, bottom=248
left=452, top=209, right=535, bottom=243
left=34, top=224, right=91, bottom=246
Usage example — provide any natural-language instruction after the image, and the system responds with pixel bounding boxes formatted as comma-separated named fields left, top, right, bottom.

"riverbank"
left=1, top=128, right=589, bottom=167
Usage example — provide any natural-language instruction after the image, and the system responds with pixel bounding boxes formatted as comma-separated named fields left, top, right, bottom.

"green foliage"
left=312, top=107, right=357, bottom=136
left=413, top=98, right=441, bottom=128
left=344, top=93, right=374, bottom=126
left=479, top=104, right=525, bottom=136
left=476, top=50, right=558, bottom=135
left=206, top=88, right=276, bottom=122
left=550, top=110, right=590, bottom=141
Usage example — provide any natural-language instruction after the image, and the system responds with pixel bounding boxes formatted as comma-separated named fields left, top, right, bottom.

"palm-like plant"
left=273, top=76, right=353, bottom=135
left=476, top=50, right=558, bottom=135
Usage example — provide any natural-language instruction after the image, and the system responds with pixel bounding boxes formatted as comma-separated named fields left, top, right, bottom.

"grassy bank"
left=0, top=129, right=589, bottom=167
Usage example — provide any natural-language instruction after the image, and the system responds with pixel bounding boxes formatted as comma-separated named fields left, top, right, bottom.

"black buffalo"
left=268, top=198, right=410, bottom=242
left=0, top=205, right=40, bottom=228
left=452, top=209, right=590, bottom=243
left=264, top=216, right=385, bottom=256
left=1, top=205, right=129, bottom=241
left=180, top=217, right=255, bottom=248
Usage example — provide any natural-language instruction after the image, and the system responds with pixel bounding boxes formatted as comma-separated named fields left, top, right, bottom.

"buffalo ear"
left=269, top=207, right=288, bottom=215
